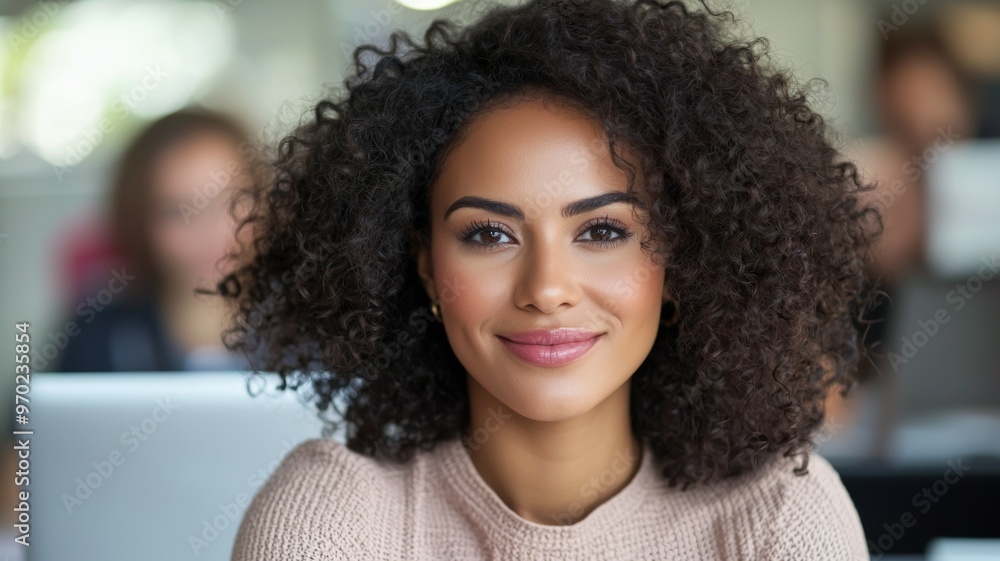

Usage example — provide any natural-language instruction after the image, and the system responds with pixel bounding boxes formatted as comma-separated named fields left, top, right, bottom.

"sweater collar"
left=438, top=435, right=659, bottom=551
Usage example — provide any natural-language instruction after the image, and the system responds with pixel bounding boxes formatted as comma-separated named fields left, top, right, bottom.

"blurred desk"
left=836, top=458, right=1000, bottom=557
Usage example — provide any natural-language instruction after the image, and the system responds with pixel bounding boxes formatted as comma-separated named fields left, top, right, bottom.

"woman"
left=55, top=108, right=252, bottom=372
left=222, top=0, right=881, bottom=558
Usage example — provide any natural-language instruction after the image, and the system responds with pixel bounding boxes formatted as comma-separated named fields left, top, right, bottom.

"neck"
left=463, top=375, right=643, bottom=526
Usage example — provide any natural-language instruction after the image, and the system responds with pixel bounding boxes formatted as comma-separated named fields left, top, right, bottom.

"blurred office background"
left=0, top=0, right=998, bottom=559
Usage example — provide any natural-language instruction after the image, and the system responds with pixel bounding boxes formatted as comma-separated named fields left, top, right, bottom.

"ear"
left=414, top=233, right=436, bottom=300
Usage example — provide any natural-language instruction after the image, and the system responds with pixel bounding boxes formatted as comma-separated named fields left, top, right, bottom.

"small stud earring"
left=429, top=297, right=442, bottom=323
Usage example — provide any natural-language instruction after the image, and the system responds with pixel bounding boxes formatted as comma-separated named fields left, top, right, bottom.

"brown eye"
left=475, top=229, right=506, bottom=244
left=589, top=226, right=616, bottom=242
left=459, top=220, right=515, bottom=249
left=579, top=225, right=623, bottom=244
left=577, top=217, right=633, bottom=247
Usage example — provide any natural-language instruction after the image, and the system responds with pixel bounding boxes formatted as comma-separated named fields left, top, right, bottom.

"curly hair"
left=217, top=0, right=883, bottom=489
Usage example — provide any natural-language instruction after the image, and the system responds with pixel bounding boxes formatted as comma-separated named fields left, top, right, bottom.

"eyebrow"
left=443, top=191, right=641, bottom=221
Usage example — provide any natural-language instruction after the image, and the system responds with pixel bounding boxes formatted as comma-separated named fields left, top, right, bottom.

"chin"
left=493, top=380, right=604, bottom=423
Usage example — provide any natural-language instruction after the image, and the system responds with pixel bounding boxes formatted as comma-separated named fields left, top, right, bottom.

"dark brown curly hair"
left=217, top=0, right=883, bottom=489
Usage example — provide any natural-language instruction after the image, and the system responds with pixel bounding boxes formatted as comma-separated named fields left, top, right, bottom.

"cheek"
left=151, top=222, right=189, bottom=261
left=431, top=243, right=510, bottom=325
left=592, top=255, right=665, bottom=329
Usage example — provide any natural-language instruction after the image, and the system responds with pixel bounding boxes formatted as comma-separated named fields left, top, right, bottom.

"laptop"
left=28, top=372, right=339, bottom=561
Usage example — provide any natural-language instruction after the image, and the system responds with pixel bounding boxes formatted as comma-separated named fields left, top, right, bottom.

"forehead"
left=152, top=133, right=241, bottom=195
left=431, top=97, right=633, bottom=216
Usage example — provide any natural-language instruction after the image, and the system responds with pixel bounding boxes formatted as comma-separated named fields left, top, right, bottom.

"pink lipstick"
left=497, top=328, right=603, bottom=368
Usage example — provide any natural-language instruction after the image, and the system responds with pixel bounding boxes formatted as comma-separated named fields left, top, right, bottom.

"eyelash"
left=458, top=215, right=634, bottom=251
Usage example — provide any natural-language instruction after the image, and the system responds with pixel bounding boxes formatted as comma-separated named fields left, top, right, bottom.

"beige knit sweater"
left=231, top=436, right=869, bottom=560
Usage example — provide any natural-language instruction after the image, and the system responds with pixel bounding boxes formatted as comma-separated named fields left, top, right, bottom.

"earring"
left=429, top=297, right=442, bottom=323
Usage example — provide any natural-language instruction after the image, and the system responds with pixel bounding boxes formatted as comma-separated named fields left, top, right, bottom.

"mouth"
left=496, top=329, right=604, bottom=368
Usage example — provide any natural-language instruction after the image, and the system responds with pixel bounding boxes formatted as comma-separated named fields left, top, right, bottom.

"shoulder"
left=231, top=438, right=412, bottom=561
left=644, top=449, right=868, bottom=560
left=746, top=451, right=869, bottom=561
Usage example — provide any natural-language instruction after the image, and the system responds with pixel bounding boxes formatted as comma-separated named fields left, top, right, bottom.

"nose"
left=512, top=234, right=583, bottom=314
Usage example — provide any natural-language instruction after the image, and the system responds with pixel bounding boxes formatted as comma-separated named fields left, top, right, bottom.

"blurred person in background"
left=819, top=23, right=987, bottom=448
left=852, top=25, right=980, bottom=384
left=53, top=108, right=254, bottom=372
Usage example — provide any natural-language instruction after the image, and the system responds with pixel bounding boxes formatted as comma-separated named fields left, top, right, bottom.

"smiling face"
left=417, top=94, right=668, bottom=422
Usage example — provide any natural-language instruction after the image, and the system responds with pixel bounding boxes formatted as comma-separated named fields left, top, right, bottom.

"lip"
left=497, top=328, right=604, bottom=368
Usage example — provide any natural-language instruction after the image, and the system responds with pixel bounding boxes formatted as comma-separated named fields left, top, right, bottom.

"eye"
left=579, top=224, right=620, bottom=243
left=457, top=215, right=634, bottom=251
left=459, top=219, right=514, bottom=251
left=470, top=229, right=511, bottom=245
left=577, top=216, right=634, bottom=247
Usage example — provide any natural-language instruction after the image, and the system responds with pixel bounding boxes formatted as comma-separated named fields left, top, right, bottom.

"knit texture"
left=231, top=436, right=869, bottom=560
